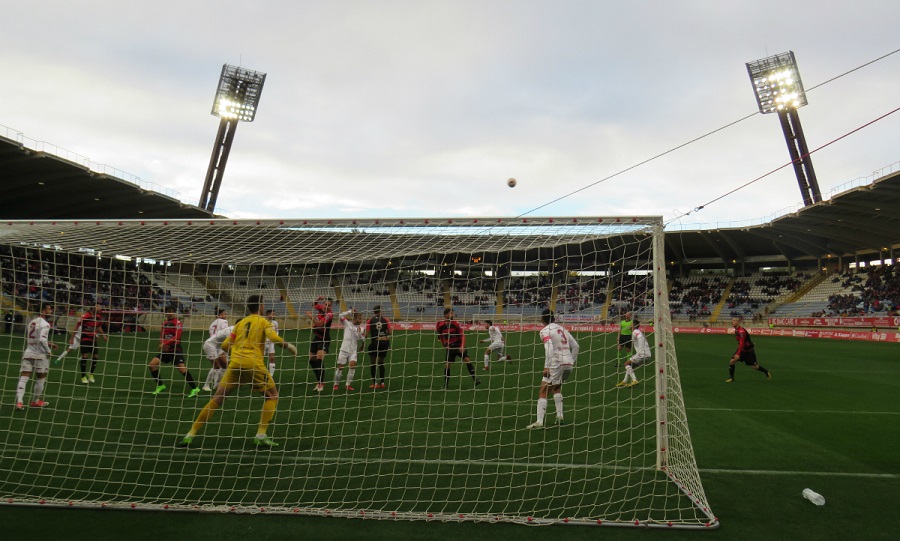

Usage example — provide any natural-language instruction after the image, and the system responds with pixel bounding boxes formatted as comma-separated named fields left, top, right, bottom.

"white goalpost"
left=0, top=217, right=717, bottom=529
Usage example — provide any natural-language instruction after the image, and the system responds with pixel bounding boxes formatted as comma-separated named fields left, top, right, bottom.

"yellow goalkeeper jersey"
left=222, top=314, right=283, bottom=365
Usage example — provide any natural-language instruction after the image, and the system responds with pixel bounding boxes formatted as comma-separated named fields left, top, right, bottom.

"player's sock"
left=90, top=359, right=98, bottom=374
left=32, top=378, right=46, bottom=402
left=378, top=363, right=385, bottom=383
left=257, top=398, right=277, bottom=436
left=728, top=364, right=736, bottom=380
left=213, top=368, right=225, bottom=387
left=758, top=366, right=770, bottom=377
left=370, top=363, right=378, bottom=384
left=204, top=369, right=216, bottom=387
left=190, top=400, right=222, bottom=436
left=184, top=370, right=197, bottom=389
left=149, top=368, right=163, bottom=386
left=309, top=359, right=324, bottom=383
left=16, top=376, right=29, bottom=404
left=484, top=354, right=490, bottom=368
left=80, top=359, right=88, bottom=377
left=553, top=392, right=564, bottom=419
left=333, top=368, right=343, bottom=385
left=536, top=398, right=548, bottom=425
left=625, top=365, right=635, bottom=383
left=465, top=363, right=477, bottom=380
left=346, top=368, right=356, bottom=386
left=57, top=350, right=69, bottom=361
left=268, top=362, right=276, bottom=376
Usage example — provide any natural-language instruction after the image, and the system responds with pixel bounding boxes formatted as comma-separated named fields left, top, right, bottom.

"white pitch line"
left=688, top=407, right=900, bottom=415
left=1, top=446, right=896, bottom=479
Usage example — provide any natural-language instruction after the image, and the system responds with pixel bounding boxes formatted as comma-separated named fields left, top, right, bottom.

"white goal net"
left=0, top=217, right=716, bottom=528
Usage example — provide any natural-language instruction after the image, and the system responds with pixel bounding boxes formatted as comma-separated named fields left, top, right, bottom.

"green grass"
left=1, top=330, right=898, bottom=540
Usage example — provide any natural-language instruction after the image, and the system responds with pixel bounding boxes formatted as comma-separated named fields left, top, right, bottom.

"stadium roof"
left=2, top=132, right=898, bottom=269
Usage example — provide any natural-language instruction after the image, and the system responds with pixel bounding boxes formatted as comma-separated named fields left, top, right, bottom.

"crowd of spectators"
left=820, top=267, right=900, bottom=316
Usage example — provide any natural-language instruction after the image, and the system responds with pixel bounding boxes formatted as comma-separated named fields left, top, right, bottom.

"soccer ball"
left=507, top=178, right=517, bottom=188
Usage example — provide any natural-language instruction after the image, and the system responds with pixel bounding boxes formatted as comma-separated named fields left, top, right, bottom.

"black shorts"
left=80, top=342, right=98, bottom=357
left=368, top=340, right=390, bottom=355
left=310, top=339, right=331, bottom=355
left=738, top=350, right=758, bottom=366
left=445, top=348, right=469, bottom=363
left=618, top=334, right=632, bottom=348
left=158, top=350, right=186, bottom=365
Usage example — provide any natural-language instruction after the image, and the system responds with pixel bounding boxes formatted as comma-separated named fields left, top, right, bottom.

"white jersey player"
left=57, top=321, right=82, bottom=362
left=480, top=320, right=512, bottom=370
left=202, top=309, right=230, bottom=391
left=527, top=309, right=579, bottom=429
left=334, top=309, right=365, bottom=391
left=264, top=310, right=280, bottom=375
left=16, top=304, right=58, bottom=410
left=617, top=320, right=651, bottom=387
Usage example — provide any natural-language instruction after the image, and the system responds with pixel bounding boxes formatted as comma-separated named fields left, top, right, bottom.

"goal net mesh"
left=0, top=217, right=715, bottom=528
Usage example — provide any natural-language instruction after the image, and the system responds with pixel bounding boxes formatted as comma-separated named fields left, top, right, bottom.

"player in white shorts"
left=16, top=304, right=58, bottom=410
left=616, top=320, right=651, bottom=388
left=202, top=325, right=234, bottom=392
left=527, top=309, right=579, bottom=429
left=202, top=309, right=230, bottom=392
left=334, top=308, right=365, bottom=391
left=480, top=320, right=512, bottom=370
left=56, top=328, right=81, bottom=362
left=264, top=310, right=279, bottom=375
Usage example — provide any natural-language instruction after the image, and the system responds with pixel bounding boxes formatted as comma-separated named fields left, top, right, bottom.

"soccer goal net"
left=0, top=217, right=716, bottom=528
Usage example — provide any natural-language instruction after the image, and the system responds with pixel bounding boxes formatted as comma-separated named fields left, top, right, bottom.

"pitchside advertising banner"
left=388, top=322, right=900, bottom=343
left=768, top=316, right=900, bottom=328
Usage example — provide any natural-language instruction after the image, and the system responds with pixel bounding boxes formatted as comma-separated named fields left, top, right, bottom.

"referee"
left=616, top=311, right=633, bottom=367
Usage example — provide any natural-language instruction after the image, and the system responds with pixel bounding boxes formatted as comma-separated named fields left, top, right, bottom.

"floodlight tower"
left=199, top=64, right=267, bottom=213
left=746, top=51, right=821, bottom=206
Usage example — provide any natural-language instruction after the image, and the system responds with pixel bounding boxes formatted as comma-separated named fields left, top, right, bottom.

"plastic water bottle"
left=802, top=488, right=825, bottom=506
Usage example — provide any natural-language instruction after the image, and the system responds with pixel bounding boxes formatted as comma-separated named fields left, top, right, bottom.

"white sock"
left=334, top=368, right=343, bottom=384
left=213, top=368, right=225, bottom=387
left=484, top=355, right=490, bottom=368
left=553, top=392, right=563, bottom=419
left=536, top=397, right=547, bottom=424
left=346, top=368, right=356, bottom=386
left=57, top=350, right=69, bottom=361
left=204, top=369, right=216, bottom=386
left=16, top=376, right=29, bottom=404
left=268, top=362, right=276, bottom=376
left=625, top=365, right=635, bottom=382
left=33, top=378, right=46, bottom=402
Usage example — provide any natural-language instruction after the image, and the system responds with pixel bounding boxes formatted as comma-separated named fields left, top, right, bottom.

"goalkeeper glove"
left=285, top=343, right=298, bottom=356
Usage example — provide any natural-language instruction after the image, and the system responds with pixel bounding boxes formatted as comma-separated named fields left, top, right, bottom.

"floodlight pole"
left=198, top=64, right=266, bottom=214
left=200, top=118, right=239, bottom=213
left=777, top=109, right=821, bottom=206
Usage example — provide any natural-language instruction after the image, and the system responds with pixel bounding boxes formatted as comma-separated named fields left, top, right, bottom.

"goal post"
left=0, top=217, right=717, bottom=528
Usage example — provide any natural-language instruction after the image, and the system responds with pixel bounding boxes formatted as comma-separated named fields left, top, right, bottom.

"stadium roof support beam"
left=697, top=231, right=731, bottom=267
left=774, top=220, right=895, bottom=250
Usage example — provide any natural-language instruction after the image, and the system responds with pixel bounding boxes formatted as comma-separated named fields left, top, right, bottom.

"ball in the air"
left=507, top=178, right=517, bottom=188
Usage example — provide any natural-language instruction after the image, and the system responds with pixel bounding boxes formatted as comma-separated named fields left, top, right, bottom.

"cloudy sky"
left=2, top=1, right=898, bottom=227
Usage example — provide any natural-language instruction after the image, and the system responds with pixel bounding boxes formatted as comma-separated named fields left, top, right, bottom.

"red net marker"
left=68, top=501, right=74, bottom=506
left=101, top=503, right=107, bottom=508
left=427, top=513, right=434, bottom=518
left=667, top=522, right=673, bottom=527
left=164, top=504, right=170, bottom=509
left=39, top=499, right=45, bottom=505
left=459, top=514, right=465, bottom=519
left=131, top=503, right=137, bottom=509
left=527, top=517, right=533, bottom=522
left=260, top=507, right=266, bottom=513
left=596, top=519, right=603, bottom=525
left=634, top=520, right=640, bottom=525
left=391, top=511, right=397, bottom=517
left=293, top=508, right=299, bottom=513
left=563, top=518, right=570, bottom=523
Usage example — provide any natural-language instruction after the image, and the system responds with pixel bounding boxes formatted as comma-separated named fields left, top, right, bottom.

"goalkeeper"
left=179, top=295, right=297, bottom=448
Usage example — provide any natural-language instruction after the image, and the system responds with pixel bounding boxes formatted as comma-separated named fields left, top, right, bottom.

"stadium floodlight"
left=746, top=51, right=821, bottom=206
left=746, top=51, right=807, bottom=114
left=199, top=64, right=267, bottom=213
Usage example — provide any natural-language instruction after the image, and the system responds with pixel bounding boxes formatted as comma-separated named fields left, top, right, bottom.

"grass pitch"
left=1, top=330, right=898, bottom=540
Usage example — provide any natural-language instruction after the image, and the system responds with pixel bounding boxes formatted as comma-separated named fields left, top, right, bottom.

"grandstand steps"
left=275, top=277, right=297, bottom=318
left=389, top=283, right=400, bottom=319
left=600, top=279, right=614, bottom=320
left=766, top=272, right=826, bottom=315
left=709, top=277, right=736, bottom=324
left=549, top=283, right=559, bottom=312
left=496, top=282, right=504, bottom=316
left=195, top=275, right=232, bottom=305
